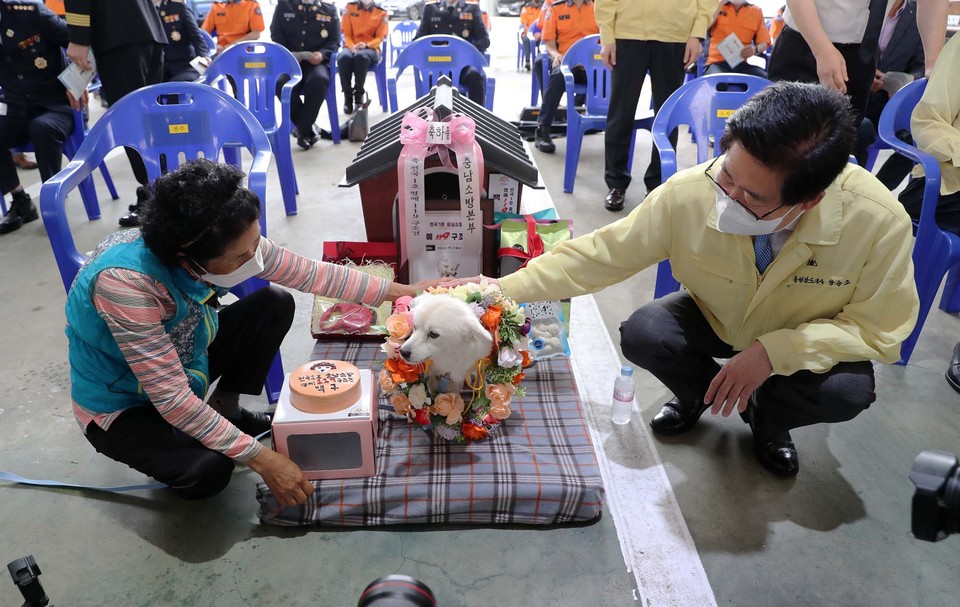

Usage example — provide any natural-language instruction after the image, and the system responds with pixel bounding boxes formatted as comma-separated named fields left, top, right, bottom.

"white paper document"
left=57, top=51, right=96, bottom=100
left=717, top=32, right=745, bottom=69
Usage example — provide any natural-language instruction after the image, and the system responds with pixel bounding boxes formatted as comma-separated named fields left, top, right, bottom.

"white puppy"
left=398, top=293, right=493, bottom=389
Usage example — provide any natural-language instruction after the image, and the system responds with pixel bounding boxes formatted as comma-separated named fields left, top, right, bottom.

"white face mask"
left=360, top=0, right=374, bottom=6
left=714, top=192, right=800, bottom=236
left=194, top=237, right=265, bottom=288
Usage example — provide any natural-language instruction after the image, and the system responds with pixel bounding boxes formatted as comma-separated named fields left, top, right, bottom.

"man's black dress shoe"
left=946, top=342, right=960, bottom=392
left=604, top=187, right=626, bottom=212
left=741, top=402, right=799, bottom=477
left=650, top=397, right=710, bottom=435
left=229, top=408, right=273, bottom=437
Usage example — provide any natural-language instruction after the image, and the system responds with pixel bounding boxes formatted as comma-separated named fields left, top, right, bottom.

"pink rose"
left=381, top=337, right=404, bottom=359
left=378, top=369, right=397, bottom=393
left=385, top=313, right=415, bottom=340
left=391, top=394, right=411, bottom=416
left=431, top=392, right=466, bottom=426
left=393, top=296, right=413, bottom=314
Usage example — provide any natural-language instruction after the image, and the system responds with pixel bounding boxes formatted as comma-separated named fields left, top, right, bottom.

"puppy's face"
left=398, top=294, right=492, bottom=374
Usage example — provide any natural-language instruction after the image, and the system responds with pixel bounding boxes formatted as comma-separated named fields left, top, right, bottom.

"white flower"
left=468, top=302, right=484, bottom=318
left=408, top=383, right=430, bottom=409
left=498, top=346, right=521, bottom=367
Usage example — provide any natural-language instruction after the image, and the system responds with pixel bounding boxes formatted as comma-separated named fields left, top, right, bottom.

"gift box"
left=271, top=371, right=378, bottom=481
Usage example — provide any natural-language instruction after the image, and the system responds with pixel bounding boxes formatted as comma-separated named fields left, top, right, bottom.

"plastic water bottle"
left=611, top=365, right=635, bottom=425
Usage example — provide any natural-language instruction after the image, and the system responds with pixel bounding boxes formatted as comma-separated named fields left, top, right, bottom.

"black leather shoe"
left=741, top=402, right=799, bottom=477
left=535, top=127, right=555, bottom=153
left=297, top=125, right=321, bottom=150
left=118, top=211, right=140, bottom=227
left=604, top=187, right=626, bottom=212
left=649, top=397, right=711, bottom=435
left=343, top=97, right=354, bottom=115
left=946, top=343, right=960, bottom=392
left=230, top=408, right=274, bottom=437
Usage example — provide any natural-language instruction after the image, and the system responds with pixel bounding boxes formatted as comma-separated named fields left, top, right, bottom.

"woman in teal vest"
left=67, top=159, right=428, bottom=505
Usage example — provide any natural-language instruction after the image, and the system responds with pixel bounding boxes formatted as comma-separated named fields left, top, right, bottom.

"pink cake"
left=288, top=360, right=363, bottom=414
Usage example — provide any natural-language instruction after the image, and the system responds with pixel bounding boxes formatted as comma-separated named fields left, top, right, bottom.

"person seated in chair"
left=0, top=0, right=82, bottom=235
left=850, top=0, right=925, bottom=190
left=519, top=0, right=544, bottom=71
left=201, top=0, right=264, bottom=54
left=270, top=0, right=340, bottom=150
left=534, top=0, right=598, bottom=154
left=475, top=83, right=919, bottom=477
left=899, top=33, right=960, bottom=235
left=155, top=0, right=210, bottom=82
left=66, top=159, right=433, bottom=504
left=703, top=0, right=770, bottom=78
left=415, top=0, right=490, bottom=106
left=338, top=0, right=388, bottom=115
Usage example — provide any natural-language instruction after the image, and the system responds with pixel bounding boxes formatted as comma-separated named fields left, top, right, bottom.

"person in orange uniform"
left=704, top=0, right=770, bottom=77
left=768, top=4, right=785, bottom=46
left=338, top=0, right=388, bottom=115
left=519, top=0, right=543, bottom=71
left=534, top=0, right=598, bottom=154
left=44, top=0, right=64, bottom=16
left=201, top=0, right=264, bottom=53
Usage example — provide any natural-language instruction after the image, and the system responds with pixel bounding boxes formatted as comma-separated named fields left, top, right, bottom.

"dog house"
left=341, top=76, right=541, bottom=249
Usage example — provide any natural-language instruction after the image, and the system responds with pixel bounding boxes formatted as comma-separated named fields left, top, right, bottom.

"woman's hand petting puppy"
left=388, top=277, right=444, bottom=300
left=439, top=275, right=500, bottom=289
left=247, top=449, right=314, bottom=507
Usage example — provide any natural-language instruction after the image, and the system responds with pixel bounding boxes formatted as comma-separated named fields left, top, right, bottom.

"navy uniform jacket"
left=415, top=0, right=489, bottom=53
left=64, top=0, right=165, bottom=52
left=270, top=0, right=339, bottom=58
left=156, top=0, right=207, bottom=65
left=0, top=0, right=71, bottom=116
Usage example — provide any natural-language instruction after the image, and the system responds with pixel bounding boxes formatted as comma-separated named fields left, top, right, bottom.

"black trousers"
left=0, top=107, right=74, bottom=193
left=899, top=177, right=960, bottom=236
left=768, top=26, right=875, bottom=122
left=538, top=64, right=585, bottom=129
left=83, top=286, right=295, bottom=500
left=851, top=90, right=916, bottom=189
left=619, top=292, right=875, bottom=434
left=278, top=61, right=330, bottom=137
left=337, top=48, right=379, bottom=95
left=459, top=65, right=485, bottom=106
left=96, top=41, right=164, bottom=185
left=163, top=60, right=201, bottom=83
left=604, top=39, right=686, bottom=193
left=704, top=60, right=768, bottom=79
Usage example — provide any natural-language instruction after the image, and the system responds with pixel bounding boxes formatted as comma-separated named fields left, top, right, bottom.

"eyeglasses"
left=705, top=156, right=786, bottom=221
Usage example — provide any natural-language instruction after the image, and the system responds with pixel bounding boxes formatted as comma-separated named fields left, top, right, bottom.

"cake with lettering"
left=288, top=360, right=363, bottom=414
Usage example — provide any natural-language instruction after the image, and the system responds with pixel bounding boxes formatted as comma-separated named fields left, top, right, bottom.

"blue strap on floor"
left=0, top=428, right=271, bottom=494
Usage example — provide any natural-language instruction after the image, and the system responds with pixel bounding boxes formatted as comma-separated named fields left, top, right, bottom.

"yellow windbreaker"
left=500, top=161, right=919, bottom=375
left=594, top=0, right=716, bottom=45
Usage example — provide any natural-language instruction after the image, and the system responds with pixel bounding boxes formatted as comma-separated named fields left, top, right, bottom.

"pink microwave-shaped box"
left=272, top=370, right=378, bottom=481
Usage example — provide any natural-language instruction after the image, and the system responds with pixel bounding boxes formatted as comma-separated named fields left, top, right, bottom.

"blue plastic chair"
left=199, top=28, right=217, bottom=58
left=650, top=73, right=773, bottom=298
left=203, top=42, right=302, bottom=216
left=389, top=20, right=419, bottom=67
left=877, top=78, right=960, bottom=364
left=560, top=35, right=647, bottom=194
left=40, top=82, right=284, bottom=402
left=531, top=43, right=548, bottom=106
left=387, top=35, right=495, bottom=112
left=372, top=37, right=389, bottom=112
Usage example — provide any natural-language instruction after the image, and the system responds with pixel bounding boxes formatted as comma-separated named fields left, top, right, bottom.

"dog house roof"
left=342, top=76, right=541, bottom=188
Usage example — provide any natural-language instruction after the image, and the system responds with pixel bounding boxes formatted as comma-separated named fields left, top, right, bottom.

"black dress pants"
left=83, top=286, right=295, bottom=500
left=0, top=107, right=74, bottom=193
left=899, top=177, right=960, bottom=236
left=278, top=62, right=330, bottom=137
left=96, top=41, right=164, bottom=185
left=619, top=292, right=876, bottom=434
left=337, top=48, right=379, bottom=95
left=459, top=65, right=485, bottom=106
left=604, top=39, right=686, bottom=193
left=538, top=64, right=585, bottom=129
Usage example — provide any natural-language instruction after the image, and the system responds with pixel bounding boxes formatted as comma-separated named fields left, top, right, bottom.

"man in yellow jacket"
left=596, top=0, right=714, bottom=212
left=498, top=82, right=919, bottom=477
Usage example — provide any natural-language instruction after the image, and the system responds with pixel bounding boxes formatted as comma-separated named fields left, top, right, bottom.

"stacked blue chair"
left=389, top=20, right=419, bottom=66
left=203, top=42, right=302, bottom=216
left=387, top=35, right=495, bottom=112
left=877, top=78, right=958, bottom=364
left=40, top=82, right=285, bottom=403
left=650, top=73, right=773, bottom=298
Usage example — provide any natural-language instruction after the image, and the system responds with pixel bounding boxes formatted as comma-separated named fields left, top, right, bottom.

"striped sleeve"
left=63, top=0, right=92, bottom=46
left=91, top=268, right=264, bottom=462
left=258, top=237, right=392, bottom=305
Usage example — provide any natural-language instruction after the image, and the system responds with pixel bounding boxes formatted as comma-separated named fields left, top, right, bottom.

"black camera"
left=358, top=575, right=436, bottom=607
left=7, top=555, right=52, bottom=607
left=909, top=450, right=960, bottom=542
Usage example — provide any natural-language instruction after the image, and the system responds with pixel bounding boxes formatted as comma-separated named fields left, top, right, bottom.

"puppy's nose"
left=398, top=346, right=411, bottom=360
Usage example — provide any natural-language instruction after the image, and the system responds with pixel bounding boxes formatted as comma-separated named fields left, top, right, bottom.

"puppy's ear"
left=464, top=317, right=494, bottom=349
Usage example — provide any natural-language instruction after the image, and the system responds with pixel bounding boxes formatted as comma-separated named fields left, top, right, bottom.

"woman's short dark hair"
left=719, top=81, right=857, bottom=206
left=139, top=159, right=261, bottom=266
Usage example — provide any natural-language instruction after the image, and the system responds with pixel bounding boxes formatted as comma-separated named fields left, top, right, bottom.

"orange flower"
left=461, top=422, right=488, bottom=441
left=378, top=369, right=397, bottom=393
left=520, top=350, right=532, bottom=368
left=512, top=372, right=525, bottom=385
left=385, top=313, right=415, bottom=339
left=480, top=305, right=502, bottom=332
left=391, top=394, right=412, bottom=416
left=384, top=357, right=427, bottom=384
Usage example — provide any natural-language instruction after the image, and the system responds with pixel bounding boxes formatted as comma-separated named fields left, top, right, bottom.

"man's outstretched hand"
left=704, top=340, right=773, bottom=417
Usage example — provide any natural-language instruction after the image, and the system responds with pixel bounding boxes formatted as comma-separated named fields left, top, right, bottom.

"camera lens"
left=358, top=575, right=436, bottom=607
left=909, top=450, right=960, bottom=541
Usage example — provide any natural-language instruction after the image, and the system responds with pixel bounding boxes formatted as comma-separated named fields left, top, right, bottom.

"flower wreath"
left=377, top=282, right=531, bottom=442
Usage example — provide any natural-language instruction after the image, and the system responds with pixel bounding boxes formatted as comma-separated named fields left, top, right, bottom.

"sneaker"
left=535, top=126, right=555, bottom=154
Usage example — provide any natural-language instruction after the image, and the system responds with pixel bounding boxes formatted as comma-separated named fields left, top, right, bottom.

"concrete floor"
left=2, top=13, right=960, bottom=607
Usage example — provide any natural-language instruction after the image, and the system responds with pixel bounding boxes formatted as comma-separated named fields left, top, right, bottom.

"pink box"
left=271, top=370, right=378, bottom=481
